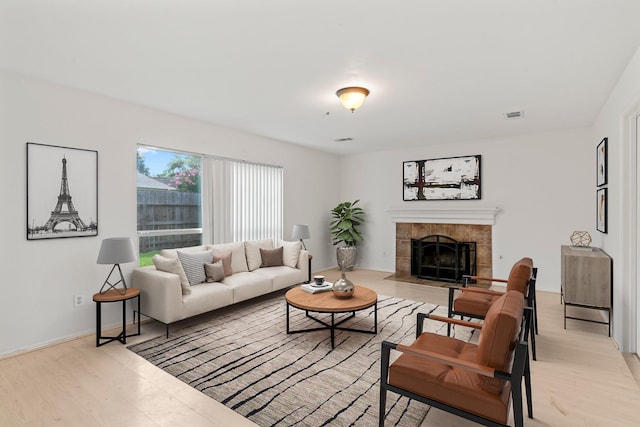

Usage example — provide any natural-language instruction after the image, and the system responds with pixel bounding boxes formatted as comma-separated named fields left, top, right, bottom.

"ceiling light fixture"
left=336, top=86, right=370, bottom=112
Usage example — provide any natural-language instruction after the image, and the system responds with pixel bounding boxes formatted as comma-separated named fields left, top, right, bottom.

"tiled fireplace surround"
left=388, top=208, right=499, bottom=282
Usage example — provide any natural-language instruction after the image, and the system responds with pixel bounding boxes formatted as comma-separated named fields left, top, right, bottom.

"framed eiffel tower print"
left=27, top=143, right=98, bottom=240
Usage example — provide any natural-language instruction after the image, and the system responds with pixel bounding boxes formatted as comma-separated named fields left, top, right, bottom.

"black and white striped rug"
left=129, top=292, right=475, bottom=426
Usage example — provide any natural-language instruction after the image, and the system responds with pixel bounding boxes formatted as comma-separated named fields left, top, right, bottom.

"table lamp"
left=97, top=237, right=137, bottom=295
left=291, top=224, right=310, bottom=250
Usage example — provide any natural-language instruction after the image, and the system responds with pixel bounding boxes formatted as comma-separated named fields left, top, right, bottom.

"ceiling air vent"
left=503, top=111, right=524, bottom=120
left=334, top=137, right=353, bottom=142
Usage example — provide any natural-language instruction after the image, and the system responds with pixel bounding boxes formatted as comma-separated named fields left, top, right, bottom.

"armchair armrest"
left=417, top=311, right=482, bottom=336
left=395, top=343, right=497, bottom=377
left=427, top=314, right=483, bottom=329
left=462, top=274, right=508, bottom=288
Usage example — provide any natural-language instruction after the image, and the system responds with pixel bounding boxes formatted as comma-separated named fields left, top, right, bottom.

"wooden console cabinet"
left=560, top=245, right=612, bottom=336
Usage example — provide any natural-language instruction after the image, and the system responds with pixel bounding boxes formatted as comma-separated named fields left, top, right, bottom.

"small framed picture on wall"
left=597, top=137, right=607, bottom=187
left=596, top=187, right=607, bottom=233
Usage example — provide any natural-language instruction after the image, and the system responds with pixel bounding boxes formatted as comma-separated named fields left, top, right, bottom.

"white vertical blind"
left=208, top=157, right=283, bottom=245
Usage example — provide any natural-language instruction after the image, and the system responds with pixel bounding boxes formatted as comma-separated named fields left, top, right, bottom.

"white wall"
left=339, top=127, right=594, bottom=293
left=0, top=71, right=340, bottom=356
left=593, top=43, right=640, bottom=352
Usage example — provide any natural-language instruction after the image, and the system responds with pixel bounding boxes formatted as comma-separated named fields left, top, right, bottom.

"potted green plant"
left=330, top=200, right=365, bottom=270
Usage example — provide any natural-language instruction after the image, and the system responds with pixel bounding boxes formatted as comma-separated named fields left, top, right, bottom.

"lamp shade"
left=336, top=86, right=370, bottom=112
left=97, top=237, right=136, bottom=264
left=291, top=224, right=311, bottom=240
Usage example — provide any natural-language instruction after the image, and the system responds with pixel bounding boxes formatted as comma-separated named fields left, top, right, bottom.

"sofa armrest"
left=132, top=266, right=184, bottom=324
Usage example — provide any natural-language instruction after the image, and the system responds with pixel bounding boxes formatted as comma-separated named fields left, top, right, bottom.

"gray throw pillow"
left=177, top=250, right=213, bottom=285
left=260, top=247, right=284, bottom=267
left=205, top=260, right=226, bottom=283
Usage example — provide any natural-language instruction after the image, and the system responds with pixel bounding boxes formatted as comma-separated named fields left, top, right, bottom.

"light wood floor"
left=1, top=269, right=639, bottom=426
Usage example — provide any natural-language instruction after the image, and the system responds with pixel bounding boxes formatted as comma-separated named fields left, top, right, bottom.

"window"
left=137, top=146, right=283, bottom=266
left=137, top=146, right=203, bottom=266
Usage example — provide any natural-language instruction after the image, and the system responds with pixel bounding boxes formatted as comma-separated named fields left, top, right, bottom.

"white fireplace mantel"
left=386, top=207, right=501, bottom=225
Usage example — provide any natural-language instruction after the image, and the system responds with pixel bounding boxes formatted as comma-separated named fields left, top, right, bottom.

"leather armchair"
left=448, top=257, right=538, bottom=360
left=380, top=290, right=533, bottom=427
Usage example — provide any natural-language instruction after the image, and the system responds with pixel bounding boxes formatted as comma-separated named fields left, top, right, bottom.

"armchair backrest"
left=476, top=290, right=525, bottom=393
left=506, top=257, right=534, bottom=294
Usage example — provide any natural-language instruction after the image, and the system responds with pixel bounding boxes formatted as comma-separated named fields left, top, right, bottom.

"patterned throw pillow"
left=177, top=250, right=213, bottom=286
left=260, top=247, right=284, bottom=267
left=213, top=251, right=233, bottom=276
left=204, top=260, right=226, bottom=283
left=152, top=254, right=191, bottom=295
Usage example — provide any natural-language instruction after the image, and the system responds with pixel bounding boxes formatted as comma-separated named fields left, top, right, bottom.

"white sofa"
left=132, top=240, right=309, bottom=336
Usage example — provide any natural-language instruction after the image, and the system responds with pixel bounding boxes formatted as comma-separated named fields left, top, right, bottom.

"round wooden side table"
left=93, top=288, right=141, bottom=347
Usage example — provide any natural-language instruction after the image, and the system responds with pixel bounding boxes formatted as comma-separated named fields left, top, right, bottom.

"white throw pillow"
left=152, top=254, right=191, bottom=295
left=280, top=240, right=302, bottom=268
left=245, top=239, right=274, bottom=271
left=209, top=242, right=248, bottom=274
left=177, top=250, right=213, bottom=286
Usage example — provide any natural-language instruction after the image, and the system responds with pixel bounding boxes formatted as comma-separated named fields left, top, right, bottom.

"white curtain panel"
left=205, top=157, right=283, bottom=245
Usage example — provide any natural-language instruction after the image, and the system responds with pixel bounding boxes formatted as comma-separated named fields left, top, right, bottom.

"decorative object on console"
left=597, top=137, right=607, bottom=187
left=332, top=271, right=354, bottom=298
left=336, top=86, right=369, bottom=112
left=403, top=155, right=481, bottom=201
left=291, top=224, right=310, bottom=250
left=26, top=142, right=98, bottom=240
left=570, top=231, right=592, bottom=248
left=597, top=188, right=607, bottom=233
left=97, top=237, right=137, bottom=295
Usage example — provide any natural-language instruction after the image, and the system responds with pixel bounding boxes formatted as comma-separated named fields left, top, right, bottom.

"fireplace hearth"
left=411, top=234, right=476, bottom=283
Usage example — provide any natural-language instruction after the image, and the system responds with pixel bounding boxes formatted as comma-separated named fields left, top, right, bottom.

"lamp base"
left=99, top=264, right=128, bottom=295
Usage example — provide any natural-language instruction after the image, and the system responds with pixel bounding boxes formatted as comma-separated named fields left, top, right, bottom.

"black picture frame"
left=596, top=187, right=607, bottom=233
left=403, top=155, right=481, bottom=201
left=597, top=137, right=607, bottom=187
left=27, top=142, right=98, bottom=240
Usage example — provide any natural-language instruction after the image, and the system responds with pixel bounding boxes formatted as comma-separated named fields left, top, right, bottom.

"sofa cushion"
left=280, top=240, right=302, bottom=268
left=253, top=266, right=305, bottom=291
left=152, top=254, right=191, bottom=295
left=261, top=247, right=284, bottom=267
left=159, top=245, right=209, bottom=260
left=182, top=282, right=234, bottom=319
left=477, top=290, right=524, bottom=393
left=177, top=250, right=213, bottom=286
left=205, top=260, right=226, bottom=283
left=245, top=239, right=274, bottom=271
left=222, top=272, right=271, bottom=303
left=209, top=242, right=248, bottom=274
left=213, top=251, right=233, bottom=276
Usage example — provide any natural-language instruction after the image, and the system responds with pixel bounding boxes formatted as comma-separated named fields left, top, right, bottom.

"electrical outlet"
left=73, top=294, right=87, bottom=308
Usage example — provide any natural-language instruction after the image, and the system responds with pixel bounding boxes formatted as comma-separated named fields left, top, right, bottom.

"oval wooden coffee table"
left=285, top=285, right=378, bottom=349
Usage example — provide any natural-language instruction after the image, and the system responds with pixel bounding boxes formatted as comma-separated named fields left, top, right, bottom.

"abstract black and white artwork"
left=597, top=137, right=607, bottom=187
left=27, top=142, right=98, bottom=240
left=403, top=155, right=481, bottom=201
left=596, top=187, right=607, bottom=233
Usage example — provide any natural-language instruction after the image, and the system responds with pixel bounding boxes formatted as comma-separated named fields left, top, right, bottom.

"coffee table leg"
left=374, top=301, right=378, bottom=333
left=286, top=303, right=290, bottom=333
left=331, top=313, right=335, bottom=349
